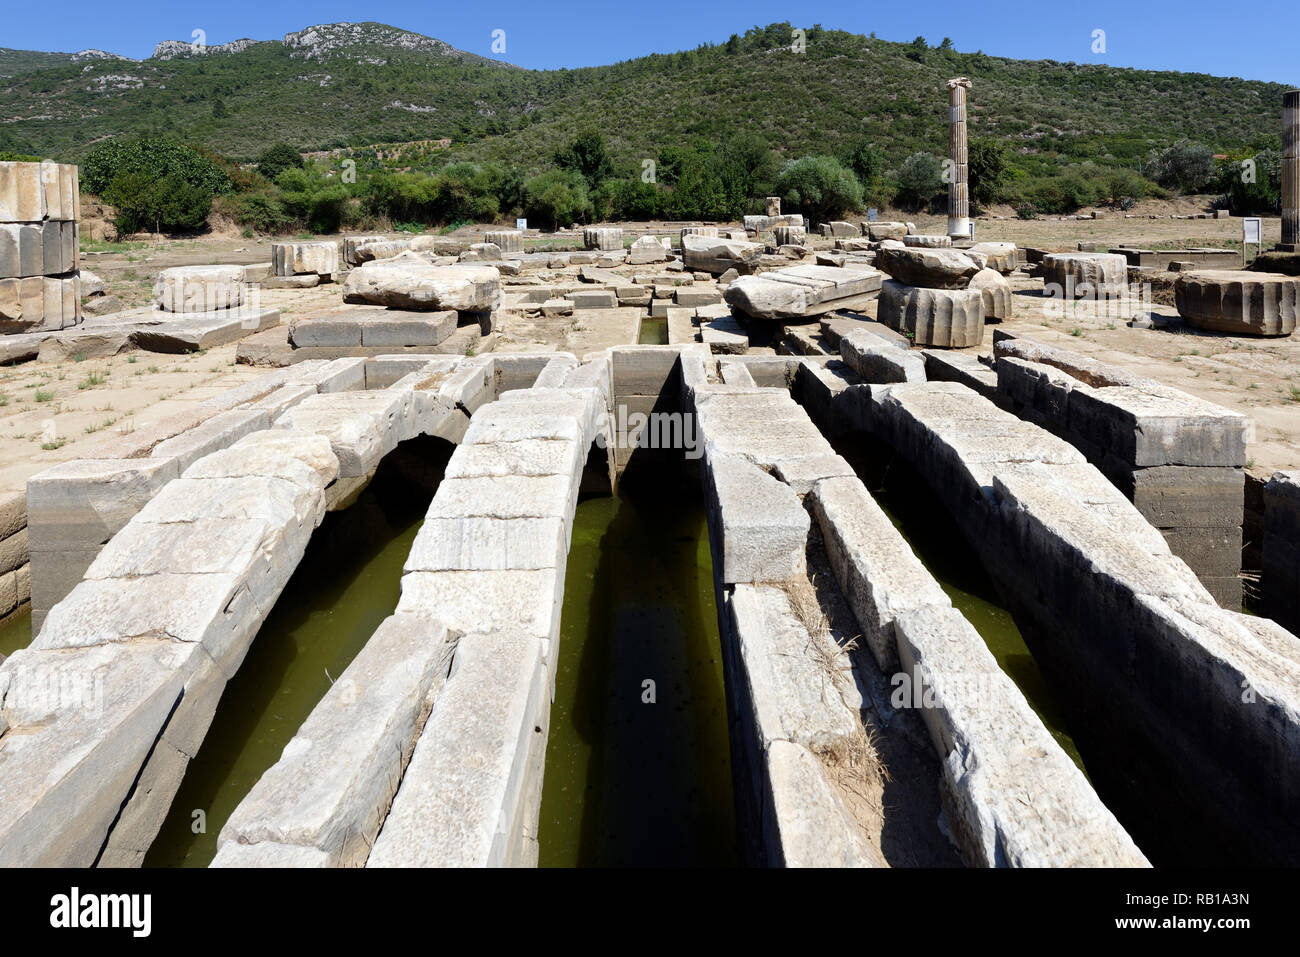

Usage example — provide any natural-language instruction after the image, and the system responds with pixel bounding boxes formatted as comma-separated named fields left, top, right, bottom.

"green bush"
left=276, top=167, right=351, bottom=233
left=523, top=169, right=591, bottom=230
left=257, top=143, right=304, bottom=182
left=104, top=171, right=212, bottom=234
left=843, top=139, right=885, bottom=200
left=895, top=151, right=943, bottom=210
left=1144, top=141, right=1215, bottom=193
left=775, top=155, right=863, bottom=222
left=968, top=139, right=1008, bottom=206
left=217, top=189, right=291, bottom=234
left=83, top=135, right=232, bottom=196
left=1218, top=149, right=1282, bottom=215
left=607, top=179, right=661, bottom=220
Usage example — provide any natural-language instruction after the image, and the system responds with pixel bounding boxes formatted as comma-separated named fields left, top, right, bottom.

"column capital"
left=947, top=77, right=972, bottom=90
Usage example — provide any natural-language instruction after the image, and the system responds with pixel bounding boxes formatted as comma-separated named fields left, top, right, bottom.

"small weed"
left=127, top=356, right=137, bottom=364
left=34, top=389, right=53, bottom=402
left=1070, top=327, right=1084, bottom=337
left=77, top=371, right=106, bottom=390
left=40, top=438, right=67, bottom=450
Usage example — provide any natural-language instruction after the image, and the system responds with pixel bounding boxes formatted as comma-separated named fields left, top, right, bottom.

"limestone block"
left=211, top=842, right=333, bottom=867
left=894, top=604, right=1149, bottom=867
left=367, top=630, right=547, bottom=867
left=877, top=281, right=985, bottom=348
left=342, top=263, right=502, bottom=312
left=26, top=456, right=181, bottom=552
left=1174, top=270, right=1299, bottom=337
left=902, top=234, right=952, bottom=248
left=0, top=222, right=77, bottom=279
left=483, top=230, right=523, bottom=253
left=969, top=241, right=1019, bottom=274
left=0, top=639, right=199, bottom=866
left=839, top=329, right=925, bottom=383
left=809, top=475, right=952, bottom=669
left=566, top=289, right=618, bottom=309
left=764, top=740, right=881, bottom=867
left=772, top=225, right=807, bottom=246
left=866, top=221, right=908, bottom=242
left=343, top=235, right=387, bottom=265
left=148, top=408, right=271, bottom=473
left=1042, top=253, right=1128, bottom=298
left=820, top=221, right=860, bottom=238
left=217, top=614, right=454, bottom=867
left=969, top=267, right=1013, bottom=320
left=704, top=450, right=809, bottom=583
left=0, top=161, right=78, bottom=222
left=459, top=242, right=502, bottom=263
left=129, top=308, right=278, bottom=352
left=682, top=233, right=764, bottom=276
left=583, top=227, right=623, bottom=252
left=0, top=274, right=82, bottom=332
left=701, top=317, right=748, bottom=354
left=275, top=392, right=408, bottom=477
left=272, top=241, right=338, bottom=278
left=153, top=265, right=244, bottom=313
left=728, top=584, right=861, bottom=753
left=876, top=246, right=982, bottom=289
left=628, top=234, right=670, bottom=264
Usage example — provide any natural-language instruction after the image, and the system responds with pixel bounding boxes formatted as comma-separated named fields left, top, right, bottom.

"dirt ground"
left=8, top=200, right=1295, bottom=506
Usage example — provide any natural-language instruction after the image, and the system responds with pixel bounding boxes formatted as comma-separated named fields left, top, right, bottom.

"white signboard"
left=1243, top=217, right=1262, bottom=245
left=516, top=218, right=528, bottom=231
left=867, top=208, right=878, bottom=222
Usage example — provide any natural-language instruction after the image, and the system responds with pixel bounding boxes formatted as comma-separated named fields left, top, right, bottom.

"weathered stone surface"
left=483, top=229, right=523, bottom=253
left=0, top=274, right=82, bottom=332
left=272, top=241, right=338, bottom=278
left=682, top=233, right=763, bottom=275
left=342, top=263, right=502, bottom=312
left=367, top=630, right=547, bottom=867
left=809, top=474, right=951, bottom=669
left=876, top=246, right=982, bottom=289
left=342, top=235, right=387, bottom=265
left=839, top=328, right=925, bottom=383
left=724, top=265, right=882, bottom=320
left=877, top=281, right=985, bottom=348
left=903, top=234, right=952, bottom=248
left=1174, top=270, right=1299, bottom=336
left=217, top=614, right=454, bottom=867
left=820, top=221, right=860, bottom=238
left=969, top=242, right=1019, bottom=274
left=728, top=584, right=861, bottom=753
left=764, top=739, right=880, bottom=867
left=866, top=221, right=908, bottom=242
left=152, top=265, right=243, bottom=313
left=704, top=451, right=808, bottom=584
left=1042, top=253, right=1128, bottom=298
left=894, top=604, right=1149, bottom=867
left=582, top=226, right=623, bottom=251
left=969, top=267, right=1013, bottom=320
left=0, top=161, right=78, bottom=222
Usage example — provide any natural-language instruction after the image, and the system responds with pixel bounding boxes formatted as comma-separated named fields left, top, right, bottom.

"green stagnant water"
left=0, top=608, right=31, bottom=659
left=538, top=459, right=738, bottom=866
left=834, top=435, right=1086, bottom=771
left=145, top=436, right=452, bottom=868
left=638, top=317, right=670, bottom=345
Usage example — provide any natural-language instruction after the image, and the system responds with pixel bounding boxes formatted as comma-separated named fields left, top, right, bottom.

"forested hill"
left=0, top=21, right=1286, bottom=177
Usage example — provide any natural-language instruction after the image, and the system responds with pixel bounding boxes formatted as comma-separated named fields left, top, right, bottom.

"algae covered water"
left=145, top=437, right=452, bottom=868
left=0, top=608, right=31, bottom=659
left=834, top=435, right=1087, bottom=770
left=638, top=316, right=670, bottom=345
left=538, top=460, right=738, bottom=866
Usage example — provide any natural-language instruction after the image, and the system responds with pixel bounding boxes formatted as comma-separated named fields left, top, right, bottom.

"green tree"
left=554, top=129, right=614, bottom=189
left=967, top=139, right=1008, bottom=206
left=843, top=139, right=885, bottom=198
left=257, top=143, right=304, bottom=182
left=104, top=172, right=212, bottom=234
left=1145, top=141, right=1215, bottom=193
left=896, top=151, right=944, bottom=210
left=1218, top=149, right=1281, bottom=215
left=775, top=155, right=863, bottom=222
left=523, top=169, right=591, bottom=229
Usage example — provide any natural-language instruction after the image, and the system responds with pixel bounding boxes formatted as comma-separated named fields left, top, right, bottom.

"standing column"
left=947, top=77, right=972, bottom=240
left=1282, top=89, right=1299, bottom=252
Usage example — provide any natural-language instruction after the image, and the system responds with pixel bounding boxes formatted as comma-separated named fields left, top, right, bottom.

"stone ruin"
left=0, top=162, right=82, bottom=335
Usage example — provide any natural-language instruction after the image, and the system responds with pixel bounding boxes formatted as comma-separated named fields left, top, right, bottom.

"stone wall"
left=1, top=162, right=82, bottom=336
left=1262, top=471, right=1300, bottom=635
left=993, top=335, right=1248, bottom=607
left=794, top=367, right=1300, bottom=865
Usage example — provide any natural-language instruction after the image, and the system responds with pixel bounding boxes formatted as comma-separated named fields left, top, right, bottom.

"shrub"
left=1016, top=202, right=1038, bottom=220
left=843, top=139, right=885, bottom=199
left=895, top=151, right=944, bottom=211
left=968, top=139, right=1008, bottom=206
left=607, top=179, right=662, bottom=220
left=218, top=189, right=291, bottom=234
left=523, top=169, right=591, bottom=230
left=83, top=135, right=232, bottom=196
left=775, top=155, right=863, bottom=222
left=257, top=143, right=304, bottom=181
left=1218, top=149, right=1282, bottom=215
left=1144, top=141, right=1215, bottom=193
left=104, top=171, right=212, bottom=234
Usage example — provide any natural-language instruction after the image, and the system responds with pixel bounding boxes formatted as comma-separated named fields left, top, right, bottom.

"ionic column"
left=947, top=77, right=972, bottom=240
left=1283, top=89, right=1299, bottom=251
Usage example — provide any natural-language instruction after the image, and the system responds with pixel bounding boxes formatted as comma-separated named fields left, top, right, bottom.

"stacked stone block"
left=994, top=337, right=1249, bottom=607
left=0, top=161, right=82, bottom=334
left=583, top=226, right=622, bottom=252
left=874, top=245, right=985, bottom=347
left=272, top=241, right=339, bottom=279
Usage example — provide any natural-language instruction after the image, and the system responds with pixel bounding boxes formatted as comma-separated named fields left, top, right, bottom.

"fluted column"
left=1283, top=89, right=1299, bottom=251
left=947, top=77, right=972, bottom=240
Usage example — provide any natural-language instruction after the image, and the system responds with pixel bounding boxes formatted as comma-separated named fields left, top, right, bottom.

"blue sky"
left=2, top=0, right=1296, bottom=84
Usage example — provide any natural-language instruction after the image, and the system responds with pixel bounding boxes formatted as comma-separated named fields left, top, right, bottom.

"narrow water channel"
left=0, top=607, right=30, bottom=659
left=538, top=457, right=738, bottom=866
left=833, top=434, right=1087, bottom=770
left=144, top=436, right=452, bottom=867
left=638, top=316, right=669, bottom=345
